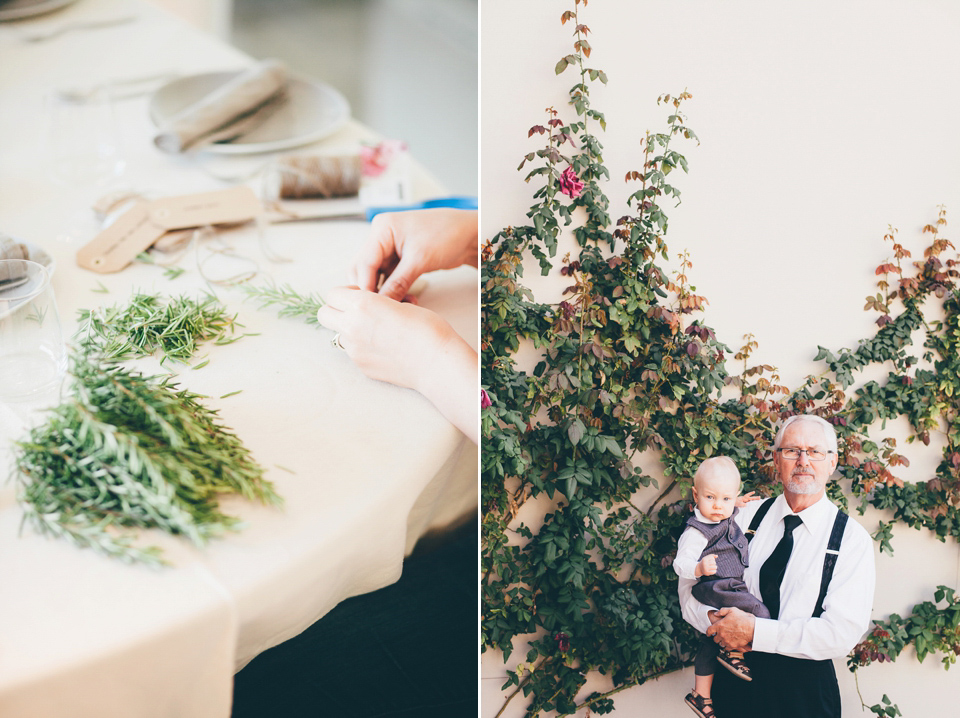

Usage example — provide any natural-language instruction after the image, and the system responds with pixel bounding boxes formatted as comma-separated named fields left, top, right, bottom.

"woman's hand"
left=316, top=286, right=478, bottom=443
left=316, top=286, right=455, bottom=389
left=348, top=208, right=478, bottom=301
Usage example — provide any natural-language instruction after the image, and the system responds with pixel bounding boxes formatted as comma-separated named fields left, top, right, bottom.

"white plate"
left=0, top=241, right=56, bottom=321
left=0, top=0, right=77, bottom=21
left=148, top=71, right=351, bottom=155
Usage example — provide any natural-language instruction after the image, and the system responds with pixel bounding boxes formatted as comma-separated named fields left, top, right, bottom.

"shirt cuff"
left=673, top=559, right=698, bottom=580
left=696, top=603, right=717, bottom=634
left=752, top=617, right=778, bottom=653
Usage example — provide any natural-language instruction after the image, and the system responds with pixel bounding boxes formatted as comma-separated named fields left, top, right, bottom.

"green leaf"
left=568, top=418, right=586, bottom=446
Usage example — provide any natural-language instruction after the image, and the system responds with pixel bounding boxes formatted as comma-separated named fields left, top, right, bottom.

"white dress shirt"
left=673, top=508, right=720, bottom=580
left=678, top=493, right=875, bottom=660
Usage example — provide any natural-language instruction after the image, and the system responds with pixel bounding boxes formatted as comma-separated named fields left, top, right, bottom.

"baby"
left=673, top=456, right=768, bottom=718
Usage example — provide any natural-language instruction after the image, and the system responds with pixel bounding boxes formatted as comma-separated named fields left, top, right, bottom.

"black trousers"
left=231, top=518, right=477, bottom=718
left=711, top=651, right=841, bottom=718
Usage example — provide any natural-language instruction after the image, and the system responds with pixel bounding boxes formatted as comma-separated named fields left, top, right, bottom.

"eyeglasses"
left=777, top=448, right=834, bottom=462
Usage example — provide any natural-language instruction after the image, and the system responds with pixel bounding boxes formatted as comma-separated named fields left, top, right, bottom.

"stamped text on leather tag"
left=147, top=186, right=263, bottom=230
left=76, top=187, right=264, bottom=273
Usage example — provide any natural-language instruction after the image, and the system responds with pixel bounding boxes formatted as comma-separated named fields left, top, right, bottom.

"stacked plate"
left=0, top=0, right=78, bottom=22
left=149, top=71, right=351, bottom=155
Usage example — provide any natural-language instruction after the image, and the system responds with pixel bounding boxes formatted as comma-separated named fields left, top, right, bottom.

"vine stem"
left=566, top=664, right=685, bottom=715
left=646, top=477, right=679, bottom=518
left=495, top=657, right=549, bottom=718
left=853, top=668, right=872, bottom=712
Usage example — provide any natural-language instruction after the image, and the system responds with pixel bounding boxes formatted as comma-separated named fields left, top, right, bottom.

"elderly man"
left=678, top=415, right=876, bottom=718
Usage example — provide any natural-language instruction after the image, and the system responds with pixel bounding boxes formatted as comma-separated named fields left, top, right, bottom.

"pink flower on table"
left=558, top=165, right=584, bottom=198
left=360, top=139, right=407, bottom=177
left=480, top=389, right=492, bottom=409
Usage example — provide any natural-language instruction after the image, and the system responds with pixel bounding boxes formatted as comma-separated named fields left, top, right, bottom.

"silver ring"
left=331, top=332, right=345, bottom=350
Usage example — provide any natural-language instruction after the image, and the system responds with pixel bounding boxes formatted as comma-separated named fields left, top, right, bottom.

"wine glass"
left=42, top=84, right=127, bottom=245
left=0, top=259, right=67, bottom=406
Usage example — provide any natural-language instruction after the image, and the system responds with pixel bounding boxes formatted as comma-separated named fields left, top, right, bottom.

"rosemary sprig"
left=75, top=292, right=240, bottom=364
left=241, top=282, right=324, bottom=325
left=14, top=355, right=281, bottom=565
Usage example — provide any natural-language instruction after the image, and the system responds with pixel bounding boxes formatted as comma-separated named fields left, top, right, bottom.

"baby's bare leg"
left=694, top=672, right=714, bottom=698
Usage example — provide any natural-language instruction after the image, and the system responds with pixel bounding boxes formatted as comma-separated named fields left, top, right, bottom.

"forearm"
left=752, top=609, right=872, bottom=660
left=448, top=209, right=479, bottom=268
left=413, top=331, right=478, bottom=444
left=678, top=576, right=715, bottom=635
left=673, top=557, right=700, bottom=579
left=674, top=528, right=708, bottom=579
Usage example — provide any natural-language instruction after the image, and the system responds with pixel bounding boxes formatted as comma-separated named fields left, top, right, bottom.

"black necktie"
left=759, top=514, right=803, bottom=619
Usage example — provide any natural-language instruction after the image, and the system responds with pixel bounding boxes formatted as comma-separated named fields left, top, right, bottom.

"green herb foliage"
left=482, top=2, right=960, bottom=715
left=75, top=292, right=240, bottom=364
left=14, top=355, right=280, bottom=565
left=241, top=282, right=325, bottom=325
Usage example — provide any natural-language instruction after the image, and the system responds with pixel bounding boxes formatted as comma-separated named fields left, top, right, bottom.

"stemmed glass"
left=0, top=259, right=67, bottom=413
left=41, top=84, right=127, bottom=245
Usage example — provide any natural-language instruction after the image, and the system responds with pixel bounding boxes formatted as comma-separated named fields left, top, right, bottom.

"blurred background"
left=153, top=0, right=478, bottom=195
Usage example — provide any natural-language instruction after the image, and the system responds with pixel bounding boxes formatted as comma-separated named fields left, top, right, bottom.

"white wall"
left=230, top=0, right=478, bottom=195
left=145, top=0, right=233, bottom=39
left=480, top=1, right=960, bottom=715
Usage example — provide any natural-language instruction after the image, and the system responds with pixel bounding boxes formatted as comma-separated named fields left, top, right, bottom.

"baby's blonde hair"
left=693, top=456, right=741, bottom=490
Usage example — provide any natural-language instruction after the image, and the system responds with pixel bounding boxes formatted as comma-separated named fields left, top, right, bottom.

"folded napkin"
left=0, top=236, right=29, bottom=287
left=154, top=59, right=289, bottom=153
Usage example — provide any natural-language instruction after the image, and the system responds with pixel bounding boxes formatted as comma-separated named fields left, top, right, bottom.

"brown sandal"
left=717, top=648, right=752, bottom=681
left=685, top=691, right=716, bottom=718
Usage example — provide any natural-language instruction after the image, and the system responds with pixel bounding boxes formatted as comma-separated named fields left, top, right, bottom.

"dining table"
left=0, top=0, right=478, bottom=716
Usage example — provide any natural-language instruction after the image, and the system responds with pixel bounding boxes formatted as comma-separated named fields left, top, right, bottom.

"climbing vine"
left=480, top=2, right=960, bottom=716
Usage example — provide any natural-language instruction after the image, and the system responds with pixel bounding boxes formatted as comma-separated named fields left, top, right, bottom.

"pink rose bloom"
left=360, top=139, right=407, bottom=177
left=480, top=389, right=492, bottom=409
left=558, top=165, right=584, bottom=198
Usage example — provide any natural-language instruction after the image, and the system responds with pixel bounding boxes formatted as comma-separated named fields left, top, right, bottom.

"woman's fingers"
left=350, top=218, right=400, bottom=292
left=315, top=304, right=343, bottom=332
left=316, top=286, right=362, bottom=331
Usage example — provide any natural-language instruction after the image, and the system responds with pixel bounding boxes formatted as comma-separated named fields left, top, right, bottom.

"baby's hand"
left=697, top=554, right=718, bottom=577
left=736, top=491, right=762, bottom=508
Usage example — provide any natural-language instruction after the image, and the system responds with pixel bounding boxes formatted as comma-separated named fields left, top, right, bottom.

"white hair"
left=773, top=414, right=838, bottom=453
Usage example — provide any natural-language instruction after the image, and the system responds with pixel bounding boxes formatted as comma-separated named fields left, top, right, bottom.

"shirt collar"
left=770, top=493, right=834, bottom=536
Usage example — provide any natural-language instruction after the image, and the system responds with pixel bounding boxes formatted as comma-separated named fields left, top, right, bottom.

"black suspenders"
left=744, top=497, right=775, bottom=542
left=813, top=510, right=848, bottom=617
left=745, top=497, right=848, bottom=618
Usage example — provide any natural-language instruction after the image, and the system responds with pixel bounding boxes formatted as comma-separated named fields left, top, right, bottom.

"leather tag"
left=147, top=186, right=263, bottom=230
left=76, top=203, right=166, bottom=273
left=76, top=187, right=264, bottom=273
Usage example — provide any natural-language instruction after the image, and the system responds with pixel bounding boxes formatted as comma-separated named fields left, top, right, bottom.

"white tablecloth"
left=0, top=1, right=477, bottom=715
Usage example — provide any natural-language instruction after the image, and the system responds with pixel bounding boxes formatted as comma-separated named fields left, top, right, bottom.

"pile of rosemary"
left=13, top=290, right=280, bottom=564
left=75, top=292, right=242, bottom=364
left=15, top=355, right=280, bottom=564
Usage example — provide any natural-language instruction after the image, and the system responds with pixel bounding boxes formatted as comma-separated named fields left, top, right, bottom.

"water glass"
left=0, top=259, right=67, bottom=403
left=42, top=86, right=127, bottom=245
left=43, top=86, right=126, bottom=188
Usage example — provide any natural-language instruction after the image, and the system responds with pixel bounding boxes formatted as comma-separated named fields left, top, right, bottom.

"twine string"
left=90, top=150, right=363, bottom=281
